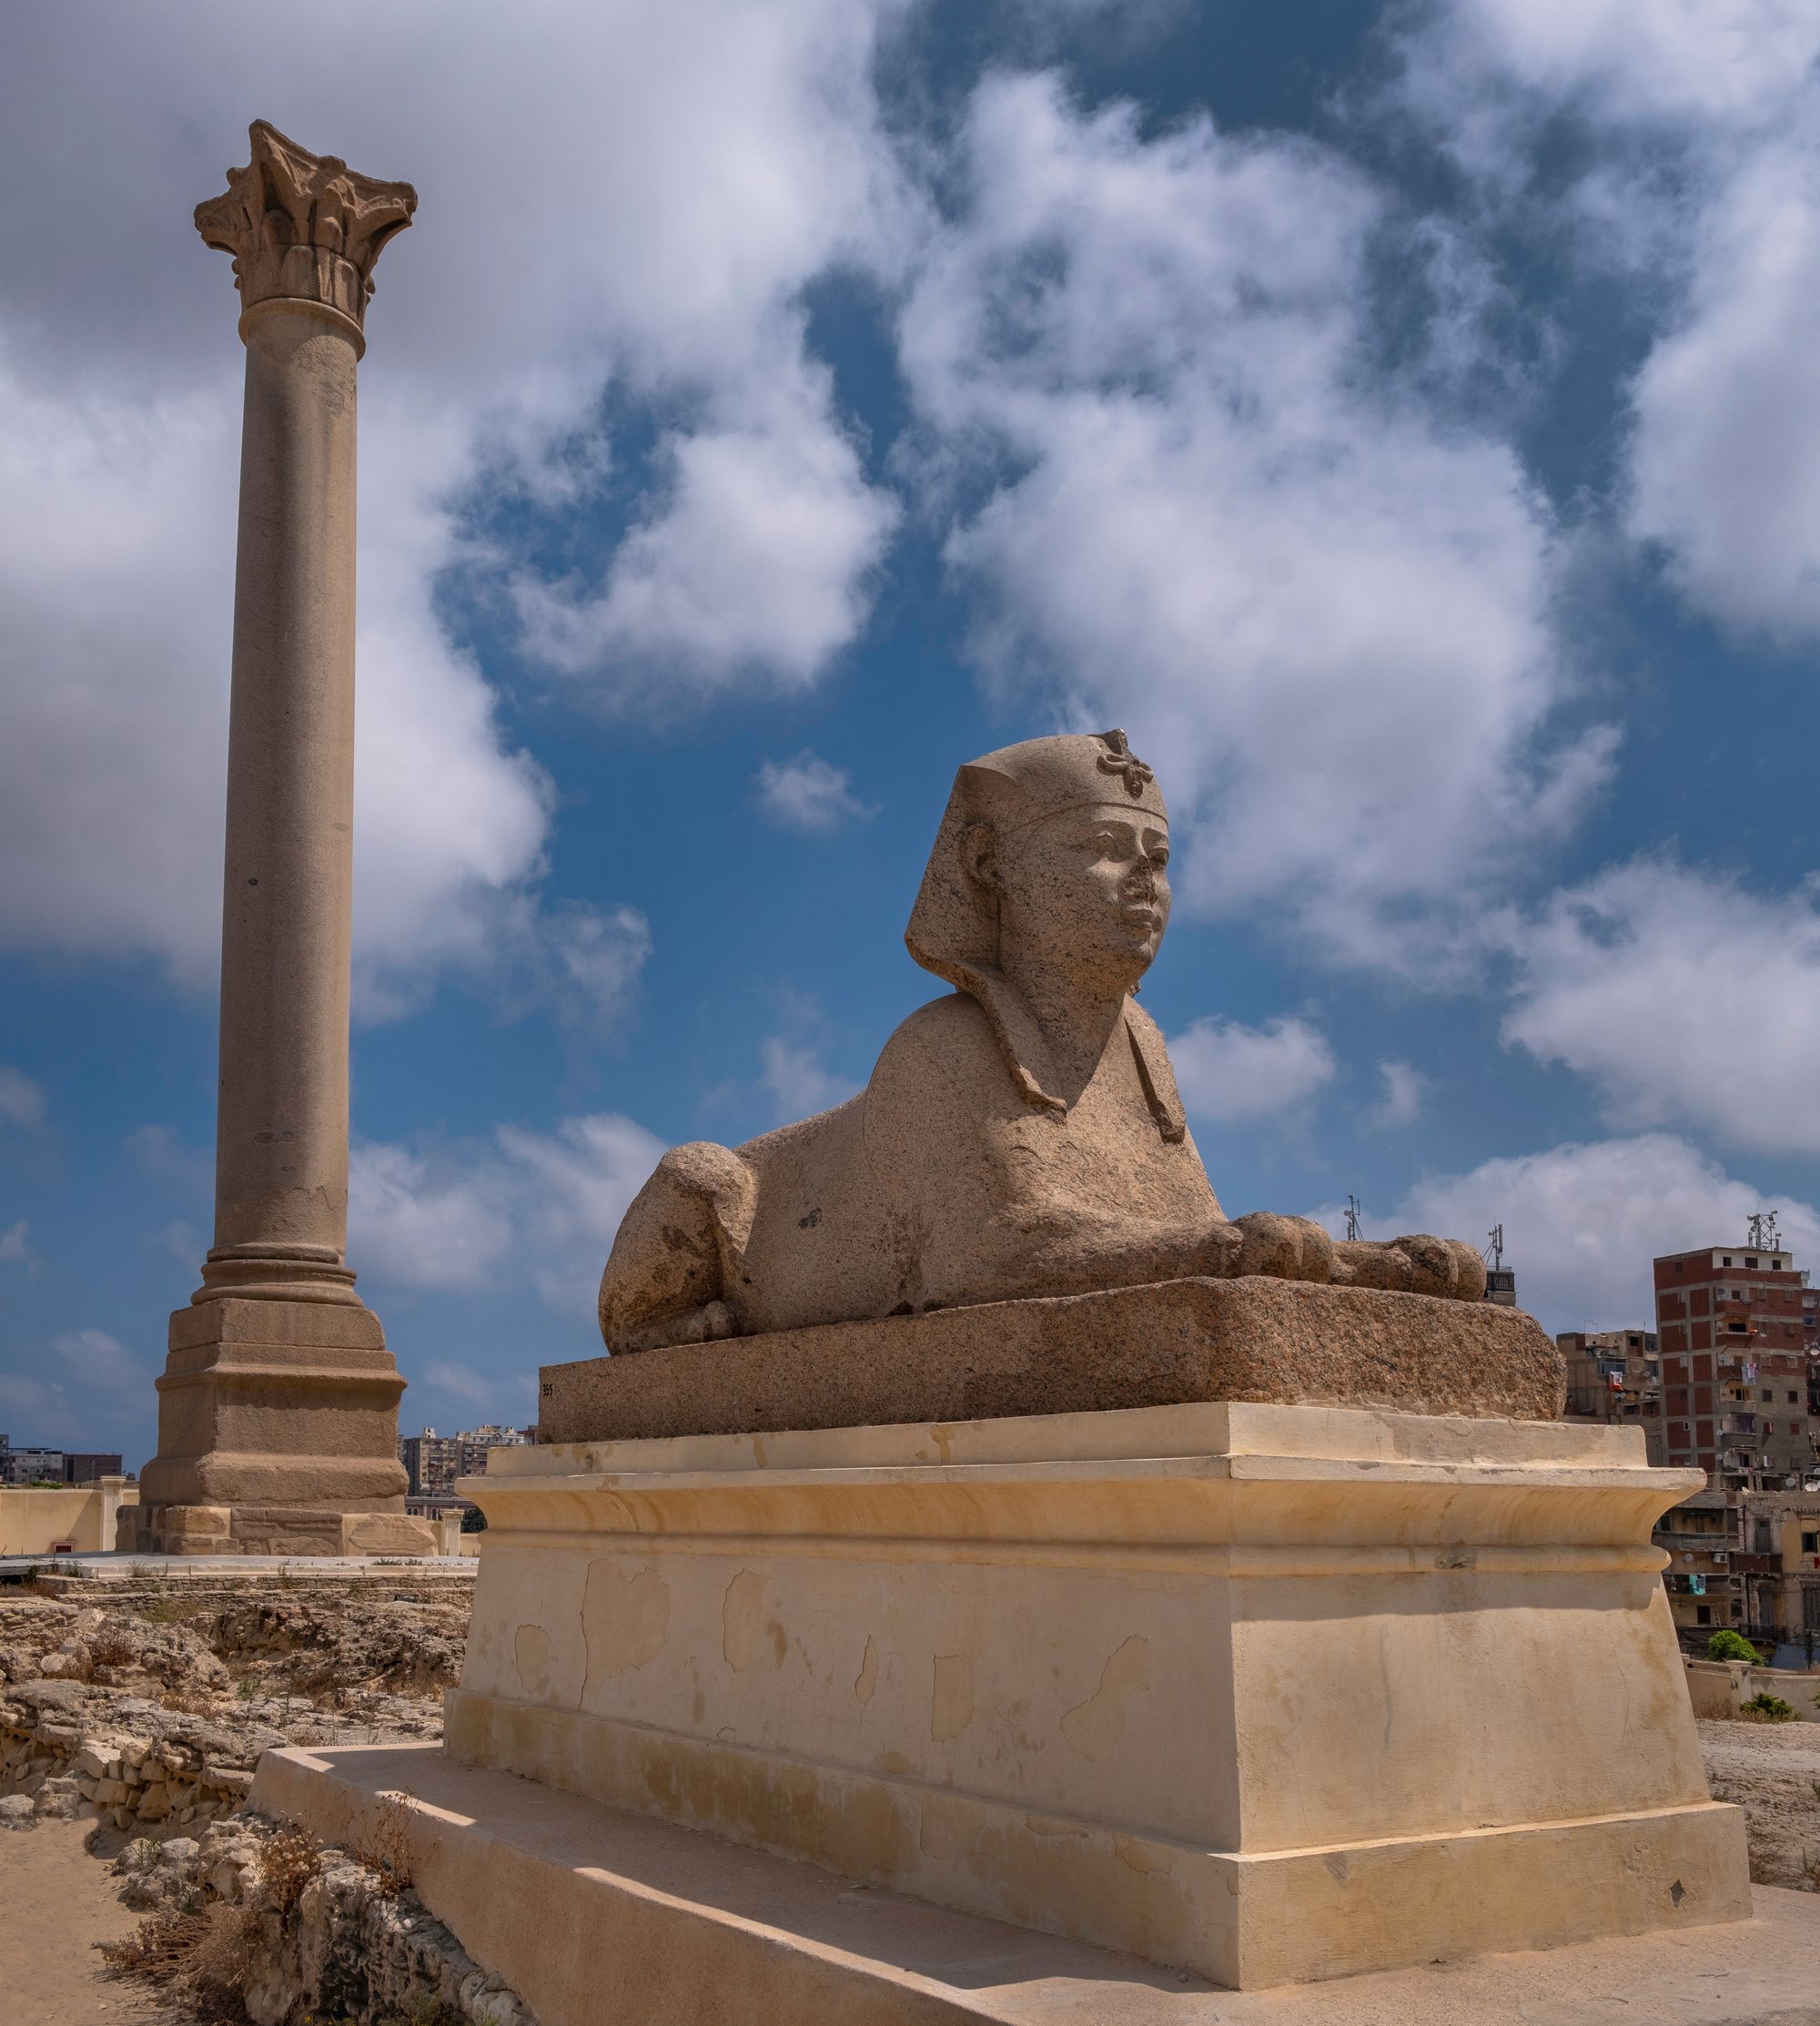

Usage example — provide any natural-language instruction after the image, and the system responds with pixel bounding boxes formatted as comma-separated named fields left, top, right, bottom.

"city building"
left=1558, top=1330, right=1662, bottom=1459
left=399, top=1423, right=533, bottom=1497
left=1654, top=1487, right=1739, bottom=1636
left=0, top=1437, right=126, bottom=1485
left=1738, top=1488, right=1820, bottom=1645
left=1654, top=1239, right=1820, bottom=1493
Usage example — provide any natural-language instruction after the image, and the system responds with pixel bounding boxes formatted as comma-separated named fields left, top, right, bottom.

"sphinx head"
left=907, top=730, right=1170, bottom=1001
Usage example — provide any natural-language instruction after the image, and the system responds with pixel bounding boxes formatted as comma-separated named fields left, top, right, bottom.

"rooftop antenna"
left=1747, top=1211, right=1779, bottom=1252
left=1485, top=1223, right=1505, bottom=1271
left=1344, top=1194, right=1362, bottom=1242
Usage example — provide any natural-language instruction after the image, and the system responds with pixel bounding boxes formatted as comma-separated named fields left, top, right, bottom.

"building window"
left=1697, top=1605, right=1713, bottom=1625
left=1723, top=1257, right=1733, bottom=1267
left=1804, top=1531, right=1819, bottom=1555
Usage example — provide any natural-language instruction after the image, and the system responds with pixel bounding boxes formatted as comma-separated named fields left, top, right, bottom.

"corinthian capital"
left=196, top=120, right=417, bottom=341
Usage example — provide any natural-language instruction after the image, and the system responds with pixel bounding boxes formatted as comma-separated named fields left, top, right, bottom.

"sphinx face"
left=995, top=805, right=1171, bottom=992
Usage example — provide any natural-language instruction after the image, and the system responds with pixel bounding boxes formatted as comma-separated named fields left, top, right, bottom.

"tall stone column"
left=130, top=123, right=434, bottom=1558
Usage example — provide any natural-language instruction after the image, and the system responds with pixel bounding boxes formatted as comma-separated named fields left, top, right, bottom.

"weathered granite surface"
left=539, top=1275, right=1564, bottom=1443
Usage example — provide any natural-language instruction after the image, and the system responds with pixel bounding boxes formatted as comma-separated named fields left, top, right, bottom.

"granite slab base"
left=538, top=1275, right=1564, bottom=1443
left=252, top=1742, right=1820, bottom=2026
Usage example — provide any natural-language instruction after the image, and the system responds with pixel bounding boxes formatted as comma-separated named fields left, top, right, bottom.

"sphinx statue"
left=599, top=731, right=1484, bottom=1352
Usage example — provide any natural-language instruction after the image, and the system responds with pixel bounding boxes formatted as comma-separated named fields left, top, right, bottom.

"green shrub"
left=460, top=1504, right=487, bottom=1534
left=1706, top=1630, right=1761, bottom=1663
left=1743, top=1691, right=1797, bottom=1720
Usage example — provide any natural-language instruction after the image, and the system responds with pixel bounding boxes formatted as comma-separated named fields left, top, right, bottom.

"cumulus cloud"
left=0, top=1068, right=46, bottom=1129
left=1398, top=0, right=1820, bottom=643
left=0, top=1222, right=34, bottom=1266
left=0, top=1, right=907, bottom=990
left=898, top=73, right=1608, bottom=968
left=754, top=751, right=878, bottom=834
left=1168, top=1015, right=1336, bottom=1122
left=516, top=364, right=900, bottom=704
left=1369, top=1059, right=1427, bottom=1130
left=1331, top=1132, right=1820, bottom=1333
left=350, top=1110, right=665, bottom=1321
left=1503, top=858, right=1820, bottom=1155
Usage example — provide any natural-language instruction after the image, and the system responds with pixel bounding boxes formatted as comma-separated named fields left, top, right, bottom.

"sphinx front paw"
left=1228, top=1212, right=1336, bottom=1283
left=1332, top=1236, right=1487, bottom=1301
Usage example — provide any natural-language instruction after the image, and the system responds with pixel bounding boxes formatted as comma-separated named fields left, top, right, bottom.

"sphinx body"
left=600, top=733, right=1484, bottom=1352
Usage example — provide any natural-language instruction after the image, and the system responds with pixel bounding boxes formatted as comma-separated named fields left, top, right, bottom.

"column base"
left=130, top=1297, right=432, bottom=1558
left=116, top=1502, right=439, bottom=1557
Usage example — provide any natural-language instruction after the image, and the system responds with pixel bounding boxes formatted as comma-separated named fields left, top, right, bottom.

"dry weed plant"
left=355, top=1790, right=417, bottom=1897
left=103, top=1903, right=211, bottom=1983
left=105, top=1899, right=258, bottom=2021
left=261, top=1824, right=323, bottom=1913
left=87, top=1627, right=140, bottom=1667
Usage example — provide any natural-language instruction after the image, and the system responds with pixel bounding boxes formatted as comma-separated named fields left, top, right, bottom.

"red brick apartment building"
left=1655, top=1242, right=1820, bottom=1488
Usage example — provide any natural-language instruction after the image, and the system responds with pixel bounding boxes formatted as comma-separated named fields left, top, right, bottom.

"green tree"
left=460, top=1504, right=488, bottom=1534
left=1706, top=1629, right=1762, bottom=1663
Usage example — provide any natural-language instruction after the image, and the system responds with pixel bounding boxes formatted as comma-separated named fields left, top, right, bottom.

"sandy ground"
left=0, top=1819, right=192, bottom=2025
left=1697, top=1714, right=1820, bottom=1890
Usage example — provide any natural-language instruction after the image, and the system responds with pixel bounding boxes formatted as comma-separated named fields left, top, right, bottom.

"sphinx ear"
left=960, top=822, right=1001, bottom=894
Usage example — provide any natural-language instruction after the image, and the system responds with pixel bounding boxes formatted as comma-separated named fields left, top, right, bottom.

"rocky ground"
left=4, top=1570, right=1820, bottom=2022
left=0, top=1567, right=506, bottom=2024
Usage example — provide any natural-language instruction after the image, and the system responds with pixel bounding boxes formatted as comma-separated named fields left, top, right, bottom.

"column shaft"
left=203, top=307, right=361, bottom=1303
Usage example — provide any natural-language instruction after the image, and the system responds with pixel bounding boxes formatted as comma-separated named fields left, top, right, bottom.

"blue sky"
left=5, top=1, right=1820, bottom=1470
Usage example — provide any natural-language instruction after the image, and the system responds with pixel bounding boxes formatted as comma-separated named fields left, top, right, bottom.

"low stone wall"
left=108, top=1812, right=534, bottom=2025
left=0, top=1679, right=267, bottom=1828
left=1686, top=1657, right=1820, bottom=1722
left=0, top=1480, right=137, bottom=1555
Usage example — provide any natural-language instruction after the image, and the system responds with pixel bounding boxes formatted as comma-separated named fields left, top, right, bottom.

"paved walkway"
left=1, top=1551, right=475, bottom=1580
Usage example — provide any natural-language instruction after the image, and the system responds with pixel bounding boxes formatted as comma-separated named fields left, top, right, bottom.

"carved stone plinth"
left=447, top=1401, right=1748, bottom=1989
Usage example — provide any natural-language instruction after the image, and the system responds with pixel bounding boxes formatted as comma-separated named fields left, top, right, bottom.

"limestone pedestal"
left=446, top=1400, right=1749, bottom=1989
left=124, top=1298, right=433, bottom=1557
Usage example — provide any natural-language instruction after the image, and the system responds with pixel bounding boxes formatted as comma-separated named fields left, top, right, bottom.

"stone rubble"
left=111, top=1813, right=535, bottom=2025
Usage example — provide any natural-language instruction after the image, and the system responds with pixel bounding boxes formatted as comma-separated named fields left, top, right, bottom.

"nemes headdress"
left=905, top=731, right=1184, bottom=1140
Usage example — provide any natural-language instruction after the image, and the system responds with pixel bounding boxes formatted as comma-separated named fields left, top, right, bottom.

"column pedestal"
left=124, top=1299, right=434, bottom=1557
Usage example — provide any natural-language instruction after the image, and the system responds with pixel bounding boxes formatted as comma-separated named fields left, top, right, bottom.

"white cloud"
left=422, top=1359, right=497, bottom=1410
left=754, top=751, right=877, bottom=834
left=1333, top=1132, right=1820, bottom=1333
left=350, top=1110, right=666, bottom=1321
left=1370, top=1059, right=1427, bottom=1130
left=0, top=1068, right=46, bottom=1129
left=516, top=363, right=899, bottom=703
left=898, top=73, right=1607, bottom=968
left=349, top=1142, right=517, bottom=1294
left=495, top=1114, right=670, bottom=1316
left=1168, top=1015, right=1336, bottom=1121
left=1504, top=858, right=1820, bottom=1155
left=759, top=1036, right=860, bottom=1121
left=0, top=1221, right=34, bottom=1265
left=0, top=1, right=908, bottom=989
left=1626, top=131, right=1820, bottom=641
left=1399, top=0, right=1820, bottom=643
left=53, top=1327, right=148, bottom=1392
